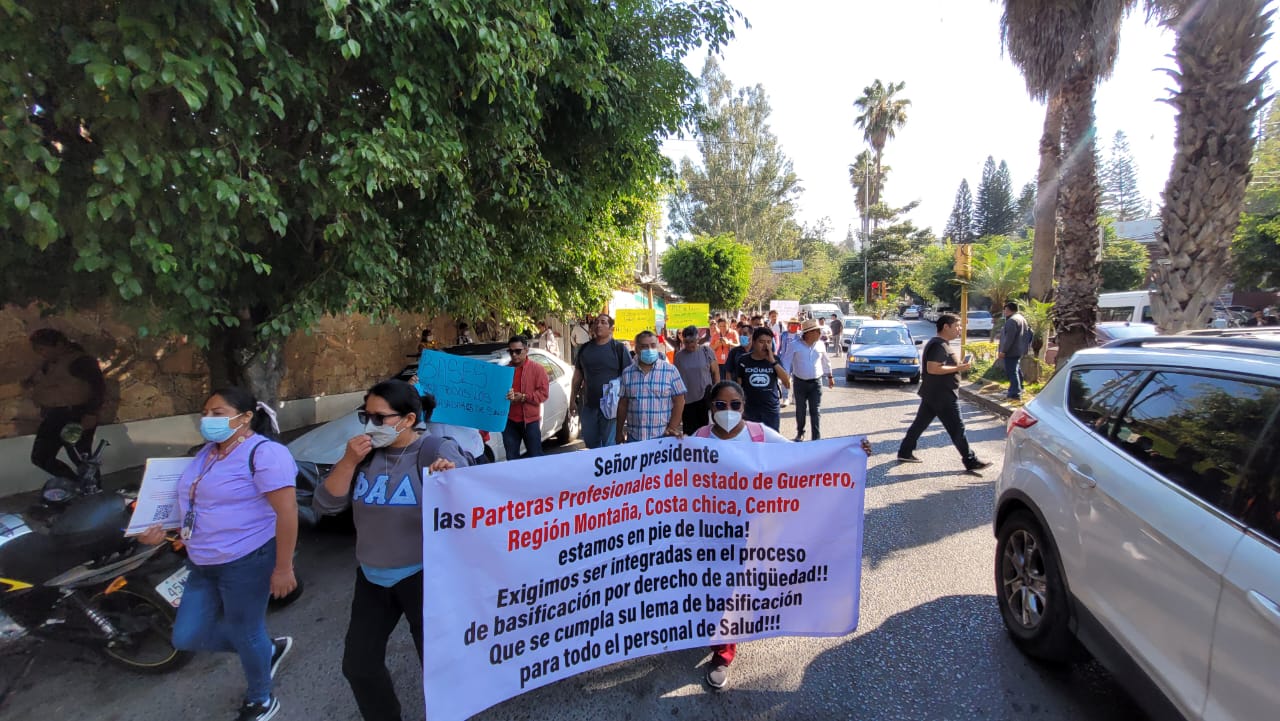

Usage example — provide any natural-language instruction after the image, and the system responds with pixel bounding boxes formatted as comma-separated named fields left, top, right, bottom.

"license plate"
left=874, top=366, right=890, bottom=374
left=155, top=566, right=190, bottom=608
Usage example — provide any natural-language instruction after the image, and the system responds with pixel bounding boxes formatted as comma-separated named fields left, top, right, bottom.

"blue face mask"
left=739, top=335, right=750, bottom=347
left=639, top=348, right=661, bottom=364
left=199, top=413, right=243, bottom=443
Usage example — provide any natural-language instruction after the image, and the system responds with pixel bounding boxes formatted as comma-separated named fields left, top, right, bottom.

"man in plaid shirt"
left=616, top=330, right=687, bottom=443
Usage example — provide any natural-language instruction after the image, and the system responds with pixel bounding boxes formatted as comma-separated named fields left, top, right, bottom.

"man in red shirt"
left=503, top=335, right=550, bottom=460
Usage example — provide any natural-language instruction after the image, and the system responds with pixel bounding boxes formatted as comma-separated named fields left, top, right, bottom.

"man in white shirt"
left=570, top=317, right=592, bottom=363
left=785, top=318, right=834, bottom=441
left=537, top=320, right=560, bottom=357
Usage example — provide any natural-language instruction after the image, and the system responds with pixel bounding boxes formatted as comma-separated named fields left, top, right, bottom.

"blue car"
left=845, top=321, right=921, bottom=384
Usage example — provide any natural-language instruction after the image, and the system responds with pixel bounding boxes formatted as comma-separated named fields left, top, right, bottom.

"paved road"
left=0, top=359, right=1146, bottom=721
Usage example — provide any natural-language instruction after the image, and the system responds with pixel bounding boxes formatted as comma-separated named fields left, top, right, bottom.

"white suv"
left=994, top=329, right=1280, bottom=721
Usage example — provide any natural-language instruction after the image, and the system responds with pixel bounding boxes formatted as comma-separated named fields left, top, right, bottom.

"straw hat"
left=800, top=318, right=824, bottom=335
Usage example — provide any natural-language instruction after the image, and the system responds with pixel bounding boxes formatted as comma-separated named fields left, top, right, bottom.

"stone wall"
left=0, top=302, right=450, bottom=439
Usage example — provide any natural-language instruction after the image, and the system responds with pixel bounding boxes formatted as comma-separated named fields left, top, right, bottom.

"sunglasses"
left=712, top=400, right=744, bottom=411
left=357, top=411, right=403, bottom=426
left=509, top=348, right=525, bottom=355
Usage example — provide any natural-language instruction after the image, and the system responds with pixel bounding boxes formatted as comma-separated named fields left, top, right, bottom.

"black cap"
left=681, top=325, right=699, bottom=338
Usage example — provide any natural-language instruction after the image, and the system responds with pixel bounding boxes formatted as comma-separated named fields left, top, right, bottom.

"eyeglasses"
left=357, top=411, right=403, bottom=426
left=712, top=400, right=744, bottom=411
left=509, top=348, right=525, bottom=355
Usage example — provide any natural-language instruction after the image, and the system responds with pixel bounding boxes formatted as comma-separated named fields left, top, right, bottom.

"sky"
left=662, top=0, right=1280, bottom=243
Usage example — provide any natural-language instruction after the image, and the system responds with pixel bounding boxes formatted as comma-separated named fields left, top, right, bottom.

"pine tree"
left=1016, top=181, right=1036, bottom=235
left=944, top=179, right=975, bottom=243
left=1102, top=130, right=1147, bottom=221
left=974, top=156, right=1018, bottom=237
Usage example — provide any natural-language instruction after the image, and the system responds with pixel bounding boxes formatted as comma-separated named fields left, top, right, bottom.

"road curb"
left=960, top=386, right=1013, bottom=419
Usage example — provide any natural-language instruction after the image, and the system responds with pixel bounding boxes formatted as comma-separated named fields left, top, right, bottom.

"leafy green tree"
left=1102, top=130, right=1147, bottom=221
left=1016, top=181, right=1037, bottom=236
left=970, top=236, right=1031, bottom=312
left=670, top=56, right=802, bottom=264
left=1233, top=100, right=1280, bottom=289
left=838, top=202, right=934, bottom=302
left=660, top=234, right=752, bottom=309
left=973, top=156, right=1019, bottom=238
left=776, top=221, right=841, bottom=303
left=1100, top=234, right=1150, bottom=292
left=909, top=241, right=961, bottom=309
left=2, top=0, right=738, bottom=402
left=944, top=180, right=975, bottom=243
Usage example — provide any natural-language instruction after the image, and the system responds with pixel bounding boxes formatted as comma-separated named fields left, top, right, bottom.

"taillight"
left=1007, top=407, right=1037, bottom=434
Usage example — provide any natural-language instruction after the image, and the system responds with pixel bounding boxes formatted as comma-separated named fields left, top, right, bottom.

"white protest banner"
left=422, top=435, right=867, bottom=721
left=769, top=299, right=800, bottom=320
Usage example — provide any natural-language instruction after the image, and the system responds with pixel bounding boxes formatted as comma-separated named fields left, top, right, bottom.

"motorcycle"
left=0, top=483, right=190, bottom=674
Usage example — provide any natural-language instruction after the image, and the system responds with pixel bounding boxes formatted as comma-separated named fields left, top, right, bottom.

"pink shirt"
left=176, top=437, right=296, bottom=566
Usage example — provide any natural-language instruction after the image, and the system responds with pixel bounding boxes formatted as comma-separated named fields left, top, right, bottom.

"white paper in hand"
left=125, top=458, right=190, bottom=535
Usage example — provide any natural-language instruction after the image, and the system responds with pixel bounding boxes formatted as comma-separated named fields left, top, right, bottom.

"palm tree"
left=848, top=150, right=888, bottom=219
left=1146, top=0, right=1271, bottom=331
left=971, top=242, right=1032, bottom=317
left=999, top=1, right=1134, bottom=366
left=853, top=80, right=910, bottom=203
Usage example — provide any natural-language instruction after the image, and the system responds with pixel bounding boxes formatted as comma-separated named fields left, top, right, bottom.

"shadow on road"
left=862, top=479, right=993, bottom=568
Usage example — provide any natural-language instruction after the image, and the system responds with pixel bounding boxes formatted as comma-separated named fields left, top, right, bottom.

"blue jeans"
left=745, top=406, right=781, bottom=432
left=579, top=404, right=617, bottom=450
left=502, top=418, right=543, bottom=460
left=1004, top=356, right=1023, bottom=399
left=172, top=539, right=276, bottom=704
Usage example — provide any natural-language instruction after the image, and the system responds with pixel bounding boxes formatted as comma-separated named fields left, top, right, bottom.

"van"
left=800, top=303, right=841, bottom=321
left=1097, top=290, right=1154, bottom=324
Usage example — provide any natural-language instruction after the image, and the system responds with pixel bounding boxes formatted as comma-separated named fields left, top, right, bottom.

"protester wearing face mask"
left=314, top=380, right=468, bottom=721
left=615, top=330, right=687, bottom=444
left=724, top=322, right=752, bottom=381
left=689, top=381, right=870, bottom=689
left=136, top=387, right=297, bottom=721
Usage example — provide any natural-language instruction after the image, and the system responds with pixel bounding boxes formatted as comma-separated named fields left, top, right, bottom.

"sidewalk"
left=959, top=382, right=1015, bottom=420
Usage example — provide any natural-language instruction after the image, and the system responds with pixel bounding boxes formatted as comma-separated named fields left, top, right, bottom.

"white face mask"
left=364, top=420, right=402, bottom=448
left=713, top=410, right=742, bottom=432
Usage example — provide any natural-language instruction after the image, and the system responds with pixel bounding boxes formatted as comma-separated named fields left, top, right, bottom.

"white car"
left=966, top=309, right=994, bottom=337
left=900, top=305, right=921, bottom=320
left=288, top=345, right=580, bottom=518
left=840, top=315, right=874, bottom=351
left=994, top=328, right=1280, bottom=721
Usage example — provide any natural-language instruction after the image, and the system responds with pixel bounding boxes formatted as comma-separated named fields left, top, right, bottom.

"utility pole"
left=861, top=158, right=871, bottom=305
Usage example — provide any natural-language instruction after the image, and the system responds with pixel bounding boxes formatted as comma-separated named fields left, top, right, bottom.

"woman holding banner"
left=313, top=380, right=470, bottom=721
left=691, top=381, right=871, bottom=689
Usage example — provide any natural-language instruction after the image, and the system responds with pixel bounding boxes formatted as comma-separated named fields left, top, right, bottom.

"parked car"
left=1095, top=321, right=1158, bottom=344
left=993, top=329, right=1280, bottom=721
left=288, top=344, right=580, bottom=525
left=840, top=315, right=874, bottom=351
left=900, top=305, right=922, bottom=320
left=844, top=321, right=920, bottom=384
left=966, top=309, right=994, bottom=337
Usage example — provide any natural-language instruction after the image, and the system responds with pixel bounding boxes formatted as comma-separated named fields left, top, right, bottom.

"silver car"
left=993, top=329, right=1280, bottom=721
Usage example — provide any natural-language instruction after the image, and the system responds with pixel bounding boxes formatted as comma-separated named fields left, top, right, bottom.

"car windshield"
left=968, top=311, right=990, bottom=319
left=855, top=327, right=910, bottom=345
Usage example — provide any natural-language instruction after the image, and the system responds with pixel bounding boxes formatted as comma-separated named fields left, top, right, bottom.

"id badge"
left=180, top=510, right=195, bottom=541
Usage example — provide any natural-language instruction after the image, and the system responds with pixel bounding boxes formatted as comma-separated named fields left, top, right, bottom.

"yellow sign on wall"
left=614, top=308, right=657, bottom=342
left=665, top=303, right=710, bottom=330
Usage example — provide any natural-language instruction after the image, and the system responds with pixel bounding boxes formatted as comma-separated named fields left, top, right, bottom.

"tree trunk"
left=1151, top=0, right=1269, bottom=332
left=1029, top=92, right=1063, bottom=302
left=1053, top=69, right=1102, bottom=368
left=206, top=322, right=286, bottom=408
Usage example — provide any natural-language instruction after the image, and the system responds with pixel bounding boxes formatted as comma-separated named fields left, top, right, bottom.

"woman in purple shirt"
left=139, top=387, right=298, bottom=721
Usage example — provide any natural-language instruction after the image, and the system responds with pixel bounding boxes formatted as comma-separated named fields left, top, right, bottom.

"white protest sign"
left=769, top=299, right=800, bottom=320
left=124, top=457, right=190, bottom=535
left=422, top=436, right=867, bottom=721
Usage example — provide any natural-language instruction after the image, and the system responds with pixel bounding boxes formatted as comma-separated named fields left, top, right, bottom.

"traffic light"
left=954, top=244, right=973, bottom=279
left=871, top=281, right=879, bottom=291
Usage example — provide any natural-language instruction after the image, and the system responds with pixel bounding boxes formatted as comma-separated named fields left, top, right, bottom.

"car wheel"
left=845, top=374, right=854, bottom=383
left=995, top=510, right=1078, bottom=662
left=557, top=407, right=581, bottom=444
left=908, top=374, right=920, bottom=384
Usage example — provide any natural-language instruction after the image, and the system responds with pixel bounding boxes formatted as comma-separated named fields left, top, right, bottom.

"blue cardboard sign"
left=414, top=350, right=514, bottom=432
